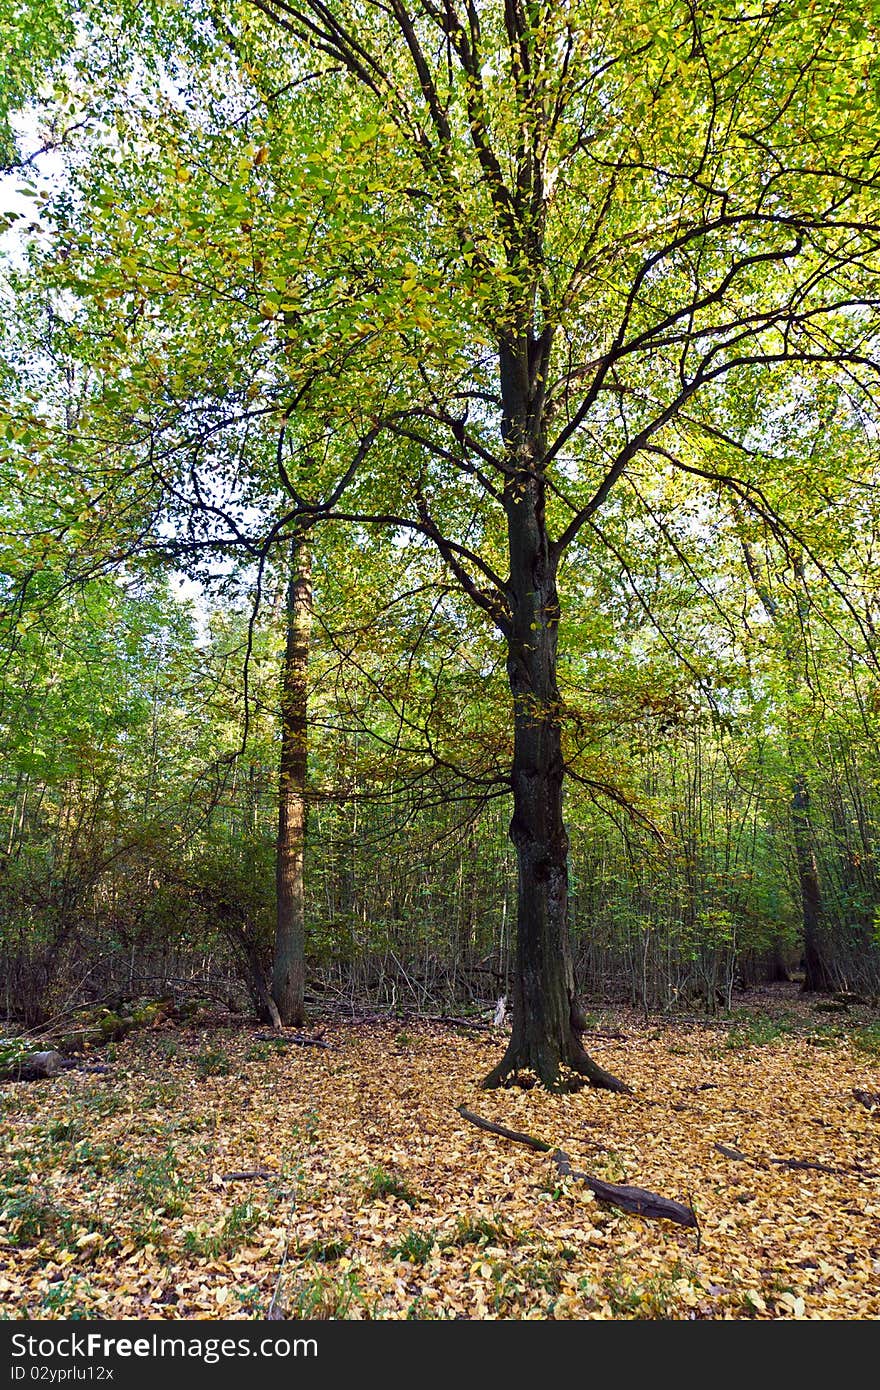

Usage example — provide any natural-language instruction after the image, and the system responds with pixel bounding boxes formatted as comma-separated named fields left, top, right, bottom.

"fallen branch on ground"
left=852, top=1089, right=879, bottom=1113
left=456, top=1106, right=551, bottom=1151
left=254, top=1031, right=330, bottom=1049
left=0, top=1050, right=62, bottom=1082
left=551, top=1150, right=699, bottom=1230
left=220, top=1169, right=278, bottom=1182
left=714, top=1141, right=877, bottom=1178
left=456, top=1106, right=698, bottom=1236
left=59, top=1058, right=114, bottom=1074
left=714, top=1142, right=748, bottom=1161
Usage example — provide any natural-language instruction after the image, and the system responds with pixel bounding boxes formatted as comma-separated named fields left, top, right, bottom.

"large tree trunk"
left=272, top=535, right=311, bottom=1027
left=483, top=342, right=626, bottom=1093
left=792, top=775, right=836, bottom=993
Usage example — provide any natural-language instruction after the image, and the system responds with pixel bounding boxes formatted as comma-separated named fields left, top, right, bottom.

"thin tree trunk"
left=792, top=775, right=836, bottom=992
left=272, top=535, right=311, bottom=1026
left=741, top=542, right=836, bottom=992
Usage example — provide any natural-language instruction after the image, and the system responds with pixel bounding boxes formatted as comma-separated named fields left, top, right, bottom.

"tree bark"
left=792, top=776, right=836, bottom=993
left=741, top=544, right=836, bottom=993
left=482, top=341, right=626, bottom=1093
left=272, top=535, right=311, bottom=1027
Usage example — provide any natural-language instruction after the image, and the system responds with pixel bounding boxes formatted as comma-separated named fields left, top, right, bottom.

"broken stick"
left=456, top=1106, right=698, bottom=1232
left=551, top=1150, right=698, bottom=1229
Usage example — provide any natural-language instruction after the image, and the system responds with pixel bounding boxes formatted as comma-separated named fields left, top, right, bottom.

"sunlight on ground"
left=1, top=1012, right=878, bottom=1320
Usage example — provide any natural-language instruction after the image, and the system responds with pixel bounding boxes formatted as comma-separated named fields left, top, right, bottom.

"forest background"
left=1, top=0, right=880, bottom=1057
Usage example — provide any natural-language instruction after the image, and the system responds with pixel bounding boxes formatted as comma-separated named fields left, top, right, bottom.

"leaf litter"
left=1, top=1010, right=878, bottom=1320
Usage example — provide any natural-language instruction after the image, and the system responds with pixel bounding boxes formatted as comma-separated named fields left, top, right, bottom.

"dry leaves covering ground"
left=1, top=999, right=878, bottom=1320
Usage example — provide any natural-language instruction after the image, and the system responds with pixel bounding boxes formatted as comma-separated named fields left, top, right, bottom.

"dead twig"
left=714, top=1142, right=748, bottom=1162
left=456, top=1105, right=552, bottom=1152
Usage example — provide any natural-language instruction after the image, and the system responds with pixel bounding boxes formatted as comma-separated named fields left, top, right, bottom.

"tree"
left=215, top=0, right=879, bottom=1088
left=741, top=541, right=837, bottom=991
left=272, top=533, right=312, bottom=1025
left=8, top=0, right=880, bottom=1087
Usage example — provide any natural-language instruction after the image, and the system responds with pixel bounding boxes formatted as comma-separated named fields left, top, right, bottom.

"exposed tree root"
left=456, top=1106, right=551, bottom=1151
left=567, top=1043, right=631, bottom=1093
left=481, top=1033, right=630, bottom=1094
left=457, top=1106, right=698, bottom=1236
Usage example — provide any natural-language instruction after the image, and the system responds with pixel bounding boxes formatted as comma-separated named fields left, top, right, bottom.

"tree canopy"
left=2, top=0, right=880, bottom=1082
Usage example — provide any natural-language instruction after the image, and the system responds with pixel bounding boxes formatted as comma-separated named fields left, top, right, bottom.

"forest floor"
left=1, top=985, right=878, bottom=1320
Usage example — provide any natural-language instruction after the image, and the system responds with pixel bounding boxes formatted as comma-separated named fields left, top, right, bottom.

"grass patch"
left=47, top=1121, right=80, bottom=1144
left=41, top=1276, right=95, bottom=1318
left=126, top=1215, right=169, bottom=1253
left=0, top=1038, right=30, bottom=1070
left=67, top=1141, right=126, bottom=1176
left=725, top=1014, right=794, bottom=1050
left=363, top=1167, right=419, bottom=1206
left=194, top=1045, right=231, bottom=1078
left=389, top=1230, right=435, bottom=1265
left=138, top=1082, right=182, bottom=1110
left=599, top=1258, right=700, bottom=1319
left=520, top=1256, right=566, bottom=1297
left=851, top=1022, right=880, bottom=1057
left=125, top=1150, right=189, bottom=1217
left=283, top=1269, right=363, bottom=1319
left=182, top=1201, right=264, bottom=1259
left=448, top=1213, right=510, bottom=1248
left=298, top=1236, right=348, bottom=1263
left=81, top=1089, right=126, bottom=1119
left=0, top=1186, right=75, bottom=1248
